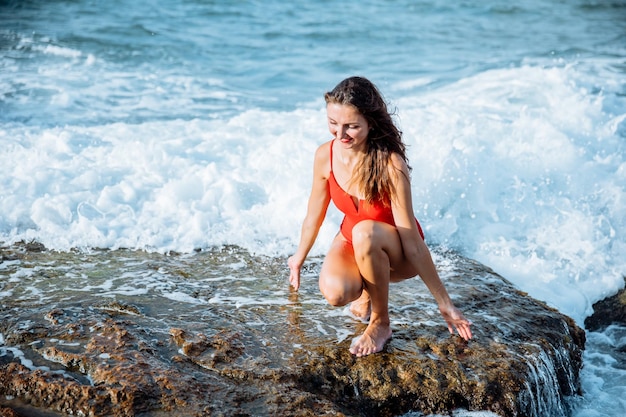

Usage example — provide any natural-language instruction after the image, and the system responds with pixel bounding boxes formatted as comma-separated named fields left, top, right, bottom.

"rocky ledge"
left=0, top=248, right=585, bottom=417
left=584, top=277, right=626, bottom=332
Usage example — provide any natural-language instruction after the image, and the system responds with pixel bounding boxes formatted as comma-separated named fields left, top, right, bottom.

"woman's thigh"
left=319, top=234, right=363, bottom=305
left=351, top=220, right=419, bottom=282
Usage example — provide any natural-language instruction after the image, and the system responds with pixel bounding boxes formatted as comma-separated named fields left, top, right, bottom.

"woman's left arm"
left=389, top=154, right=473, bottom=341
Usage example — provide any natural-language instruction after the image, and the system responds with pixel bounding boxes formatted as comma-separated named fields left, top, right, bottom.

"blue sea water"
left=1, top=0, right=625, bottom=415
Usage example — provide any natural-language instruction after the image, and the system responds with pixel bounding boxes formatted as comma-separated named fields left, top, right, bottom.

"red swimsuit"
left=328, top=140, right=424, bottom=243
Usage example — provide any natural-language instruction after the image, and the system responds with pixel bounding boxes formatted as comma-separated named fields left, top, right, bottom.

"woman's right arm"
left=288, top=142, right=332, bottom=291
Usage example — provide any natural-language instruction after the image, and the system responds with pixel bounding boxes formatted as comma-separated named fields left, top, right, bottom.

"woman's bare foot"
left=349, top=319, right=392, bottom=357
left=349, top=289, right=371, bottom=322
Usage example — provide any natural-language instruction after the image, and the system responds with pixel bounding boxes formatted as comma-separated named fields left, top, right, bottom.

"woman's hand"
left=439, top=304, right=473, bottom=341
left=287, top=256, right=302, bottom=291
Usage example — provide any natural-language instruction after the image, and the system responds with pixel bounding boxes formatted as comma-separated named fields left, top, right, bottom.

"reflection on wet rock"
left=0, top=246, right=584, bottom=416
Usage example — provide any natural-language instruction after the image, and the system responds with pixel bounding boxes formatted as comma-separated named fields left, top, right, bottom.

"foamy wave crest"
left=1, top=63, right=624, bottom=324
left=395, top=63, right=625, bottom=323
left=0, top=108, right=338, bottom=254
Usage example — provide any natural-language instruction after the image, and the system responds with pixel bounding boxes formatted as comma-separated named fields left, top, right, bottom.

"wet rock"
left=584, top=277, right=626, bottom=331
left=95, top=301, right=142, bottom=316
left=0, top=407, right=20, bottom=417
left=23, top=240, right=46, bottom=253
left=292, top=255, right=585, bottom=417
left=0, top=315, right=214, bottom=416
left=0, top=249, right=584, bottom=417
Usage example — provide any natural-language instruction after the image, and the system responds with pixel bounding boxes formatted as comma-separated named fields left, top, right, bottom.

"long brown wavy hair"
left=324, top=76, right=410, bottom=205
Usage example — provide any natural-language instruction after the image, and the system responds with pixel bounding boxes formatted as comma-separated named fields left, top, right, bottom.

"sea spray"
left=2, top=65, right=623, bottom=326
left=1, top=1, right=625, bottom=415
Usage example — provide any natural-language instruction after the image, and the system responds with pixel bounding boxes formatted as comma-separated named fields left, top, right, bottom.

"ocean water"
left=0, top=0, right=625, bottom=415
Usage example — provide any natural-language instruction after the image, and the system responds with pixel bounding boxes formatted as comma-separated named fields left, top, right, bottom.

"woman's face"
left=326, top=102, right=370, bottom=151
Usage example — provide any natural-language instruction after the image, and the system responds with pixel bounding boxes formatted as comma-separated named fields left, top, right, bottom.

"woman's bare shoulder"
left=315, top=139, right=332, bottom=155
left=388, top=152, right=410, bottom=175
left=313, top=140, right=333, bottom=178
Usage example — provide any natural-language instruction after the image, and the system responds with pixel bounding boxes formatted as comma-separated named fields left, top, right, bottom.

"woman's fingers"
left=287, top=256, right=301, bottom=291
left=440, top=305, right=473, bottom=341
left=289, top=271, right=300, bottom=291
left=454, top=320, right=473, bottom=341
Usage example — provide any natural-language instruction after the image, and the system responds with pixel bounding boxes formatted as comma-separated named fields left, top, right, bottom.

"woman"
left=288, top=76, right=472, bottom=357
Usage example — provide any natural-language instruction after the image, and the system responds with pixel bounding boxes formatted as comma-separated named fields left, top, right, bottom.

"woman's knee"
left=321, top=289, right=348, bottom=307
left=319, top=271, right=361, bottom=307
left=351, top=221, right=378, bottom=255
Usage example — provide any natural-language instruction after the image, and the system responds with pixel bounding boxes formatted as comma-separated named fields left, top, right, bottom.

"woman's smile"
left=326, top=102, right=370, bottom=151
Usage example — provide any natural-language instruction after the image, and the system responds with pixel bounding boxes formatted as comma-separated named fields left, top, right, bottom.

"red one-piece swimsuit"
left=327, top=140, right=424, bottom=243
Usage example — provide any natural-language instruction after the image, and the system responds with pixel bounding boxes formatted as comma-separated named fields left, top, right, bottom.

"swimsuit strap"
left=329, top=139, right=334, bottom=173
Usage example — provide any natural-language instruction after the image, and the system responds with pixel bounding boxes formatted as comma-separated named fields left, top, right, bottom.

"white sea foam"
left=394, top=64, right=625, bottom=325
left=1, top=2, right=624, bottom=415
left=2, top=65, right=623, bottom=328
left=572, top=326, right=626, bottom=417
left=207, top=294, right=290, bottom=308
left=163, top=291, right=206, bottom=305
left=404, top=412, right=500, bottom=417
left=37, top=44, right=82, bottom=59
